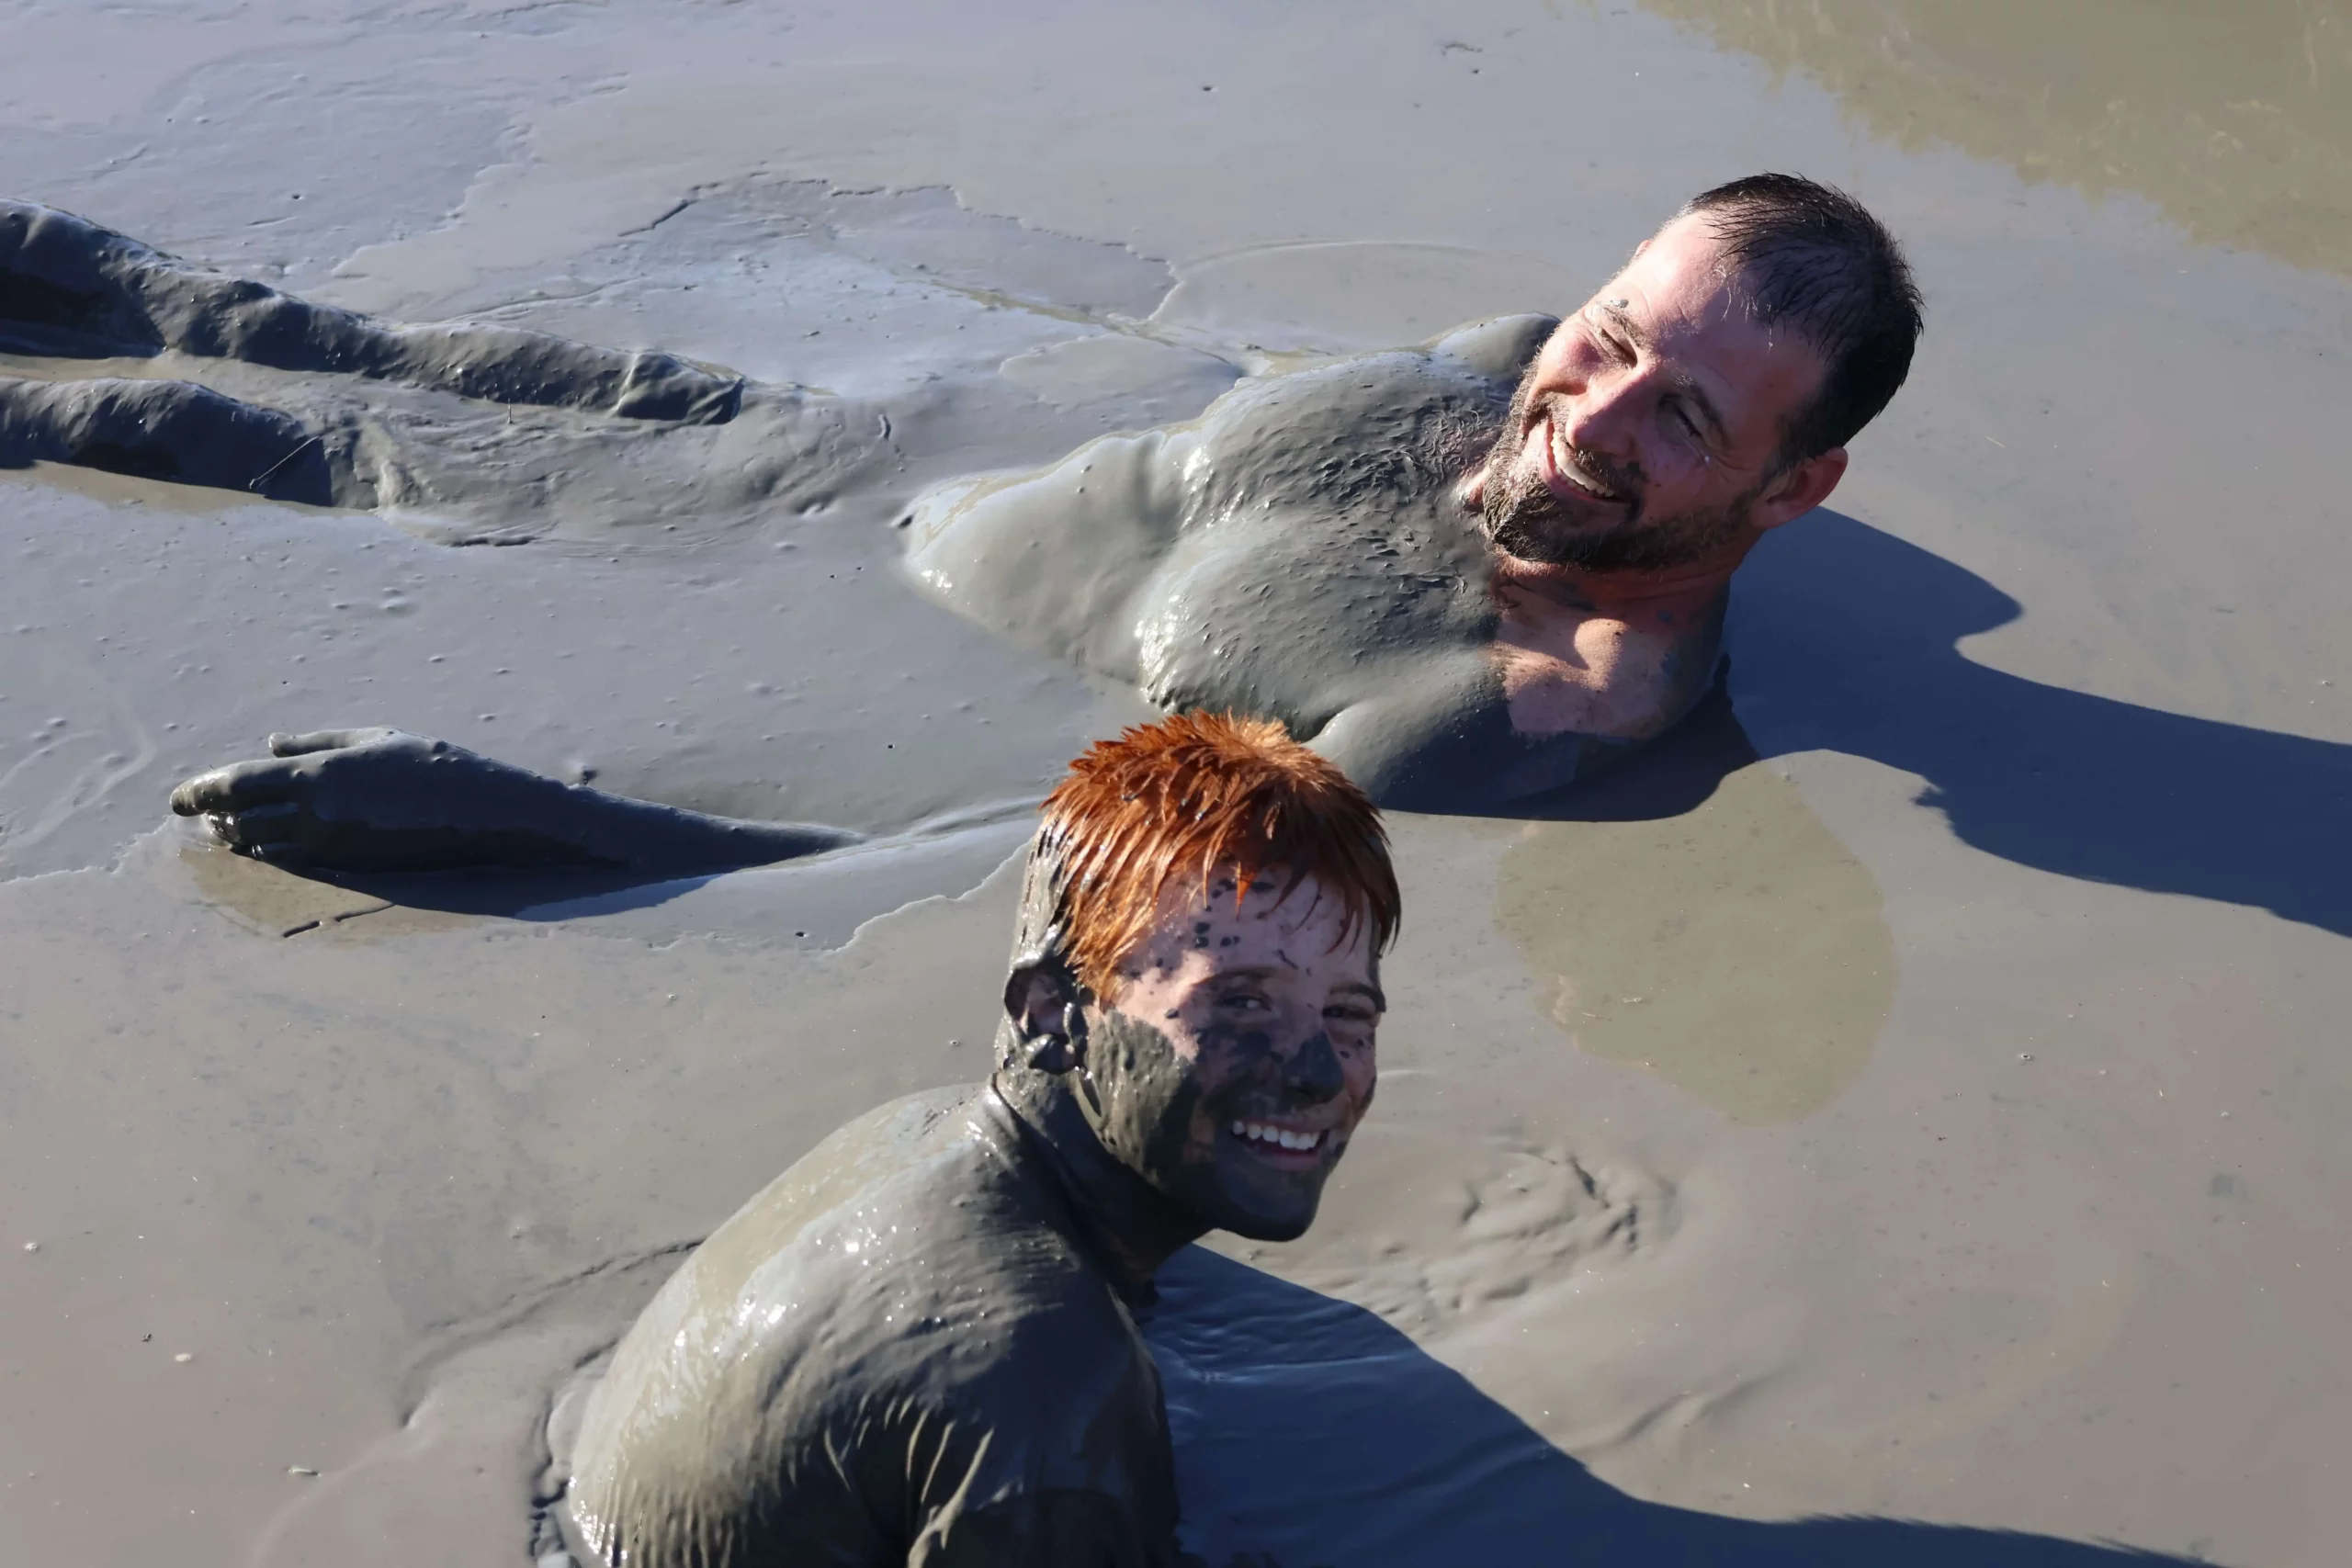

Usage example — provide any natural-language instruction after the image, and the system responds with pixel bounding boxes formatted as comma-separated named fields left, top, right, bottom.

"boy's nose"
left=1281, top=1032, right=1345, bottom=1104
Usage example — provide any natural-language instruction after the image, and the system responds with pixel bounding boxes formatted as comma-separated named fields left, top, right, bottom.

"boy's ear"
left=1003, top=955, right=1085, bottom=1074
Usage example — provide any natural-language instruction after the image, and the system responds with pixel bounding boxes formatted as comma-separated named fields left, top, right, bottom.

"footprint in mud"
left=1497, top=750, right=1895, bottom=1124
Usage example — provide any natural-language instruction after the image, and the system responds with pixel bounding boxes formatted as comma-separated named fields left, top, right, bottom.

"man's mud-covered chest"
left=1128, top=507, right=1493, bottom=735
left=1129, top=371, right=1508, bottom=734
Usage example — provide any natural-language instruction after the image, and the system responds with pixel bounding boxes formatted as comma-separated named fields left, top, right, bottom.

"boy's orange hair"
left=1039, top=712, right=1399, bottom=996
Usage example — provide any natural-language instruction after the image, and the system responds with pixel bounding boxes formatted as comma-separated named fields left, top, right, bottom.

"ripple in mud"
left=1216, top=1125, right=1673, bottom=1342
left=1497, top=757, right=1895, bottom=1123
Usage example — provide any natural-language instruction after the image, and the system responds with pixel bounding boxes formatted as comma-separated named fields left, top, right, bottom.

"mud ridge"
left=0, top=374, right=355, bottom=504
left=0, top=199, right=743, bottom=423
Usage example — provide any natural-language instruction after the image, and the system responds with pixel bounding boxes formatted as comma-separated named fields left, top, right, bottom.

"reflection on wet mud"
left=1496, top=732, right=1894, bottom=1124
left=1638, top=0, right=2352, bottom=275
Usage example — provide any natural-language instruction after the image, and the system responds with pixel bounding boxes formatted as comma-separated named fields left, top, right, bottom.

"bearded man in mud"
left=6, top=173, right=1916, bottom=864
left=560, top=712, right=1394, bottom=1566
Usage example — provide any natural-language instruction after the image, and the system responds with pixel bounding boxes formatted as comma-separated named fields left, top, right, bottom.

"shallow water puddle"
left=1498, top=759, right=1894, bottom=1124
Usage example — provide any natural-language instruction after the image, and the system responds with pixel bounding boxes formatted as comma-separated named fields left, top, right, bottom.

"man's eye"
left=1222, top=993, right=1270, bottom=1011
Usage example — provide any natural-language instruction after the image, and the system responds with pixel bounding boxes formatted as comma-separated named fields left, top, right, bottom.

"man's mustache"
left=1524, top=397, right=1646, bottom=503
left=1555, top=444, right=1645, bottom=504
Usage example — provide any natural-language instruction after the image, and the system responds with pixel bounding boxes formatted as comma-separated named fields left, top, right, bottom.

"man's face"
left=1080, top=868, right=1382, bottom=1243
left=1476, top=213, right=1842, bottom=572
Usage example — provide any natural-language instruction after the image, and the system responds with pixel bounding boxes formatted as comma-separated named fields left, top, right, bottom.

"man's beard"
left=1477, top=379, right=1762, bottom=573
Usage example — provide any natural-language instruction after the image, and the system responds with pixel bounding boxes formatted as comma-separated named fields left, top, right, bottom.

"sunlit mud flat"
left=3, top=2, right=2349, bottom=1566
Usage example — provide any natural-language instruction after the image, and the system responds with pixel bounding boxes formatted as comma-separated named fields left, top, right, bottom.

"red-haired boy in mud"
left=565, top=712, right=1396, bottom=1567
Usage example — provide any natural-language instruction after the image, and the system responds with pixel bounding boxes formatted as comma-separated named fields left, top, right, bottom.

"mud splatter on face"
left=1074, top=870, right=1380, bottom=1242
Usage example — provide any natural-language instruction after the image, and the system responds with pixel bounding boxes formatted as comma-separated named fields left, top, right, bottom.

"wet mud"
left=2, top=3, right=2348, bottom=1566
left=0, top=372, right=339, bottom=502
left=1, top=187, right=1139, bottom=548
left=0, top=199, right=743, bottom=421
left=0, top=198, right=774, bottom=513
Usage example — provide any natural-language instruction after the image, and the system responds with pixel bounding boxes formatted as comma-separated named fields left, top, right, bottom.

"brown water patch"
left=1637, top=0, right=2352, bottom=276
left=1496, top=760, right=1894, bottom=1123
left=177, top=838, right=480, bottom=941
left=0, top=454, right=283, bottom=514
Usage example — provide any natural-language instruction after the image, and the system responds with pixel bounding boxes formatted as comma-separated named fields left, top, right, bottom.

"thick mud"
left=2, top=3, right=2347, bottom=1567
left=0, top=200, right=744, bottom=421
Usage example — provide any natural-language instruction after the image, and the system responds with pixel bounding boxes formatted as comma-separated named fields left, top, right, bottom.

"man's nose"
left=1280, top=1032, right=1345, bottom=1104
left=1555, top=381, right=1639, bottom=460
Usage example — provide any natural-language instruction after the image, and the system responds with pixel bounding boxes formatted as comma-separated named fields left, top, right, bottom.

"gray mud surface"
left=3, top=3, right=2348, bottom=1565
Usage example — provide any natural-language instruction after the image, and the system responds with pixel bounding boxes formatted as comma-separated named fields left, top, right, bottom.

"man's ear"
left=1003, top=957, right=1085, bottom=1074
left=1751, top=446, right=1848, bottom=532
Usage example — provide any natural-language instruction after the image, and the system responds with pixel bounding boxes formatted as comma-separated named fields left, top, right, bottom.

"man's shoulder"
left=1209, top=312, right=1551, bottom=426
left=1420, top=312, right=1558, bottom=380
left=1179, top=313, right=1547, bottom=512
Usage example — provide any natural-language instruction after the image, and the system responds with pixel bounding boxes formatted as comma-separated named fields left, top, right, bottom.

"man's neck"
left=1488, top=537, right=1750, bottom=626
left=990, top=1068, right=1206, bottom=1300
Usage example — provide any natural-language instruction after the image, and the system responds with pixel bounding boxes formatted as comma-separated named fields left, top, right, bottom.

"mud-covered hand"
left=169, top=728, right=607, bottom=873
left=169, top=728, right=862, bottom=875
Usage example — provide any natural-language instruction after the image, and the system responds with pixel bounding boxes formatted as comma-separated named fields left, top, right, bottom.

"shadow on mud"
left=1733, top=513, right=2352, bottom=939
left=1152, top=1248, right=2195, bottom=1566
left=1507, top=513, right=2352, bottom=941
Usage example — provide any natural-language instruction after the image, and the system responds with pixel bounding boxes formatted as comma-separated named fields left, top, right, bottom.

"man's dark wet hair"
left=1680, top=173, right=1924, bottom=468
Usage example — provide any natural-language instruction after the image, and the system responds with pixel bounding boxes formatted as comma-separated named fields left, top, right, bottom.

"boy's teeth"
left=1228, top=1119, right=1323, bottom=1153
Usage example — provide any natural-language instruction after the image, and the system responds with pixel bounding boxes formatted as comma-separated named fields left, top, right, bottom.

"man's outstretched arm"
left=170, top=729, right=859, bottom=876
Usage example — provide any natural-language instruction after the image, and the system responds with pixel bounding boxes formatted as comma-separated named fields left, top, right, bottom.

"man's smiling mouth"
left=1531, top=412, right=1630, bottom=506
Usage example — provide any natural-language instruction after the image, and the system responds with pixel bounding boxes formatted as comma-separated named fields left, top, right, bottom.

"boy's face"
left=1076, top=866, right=1383, bottom=1241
